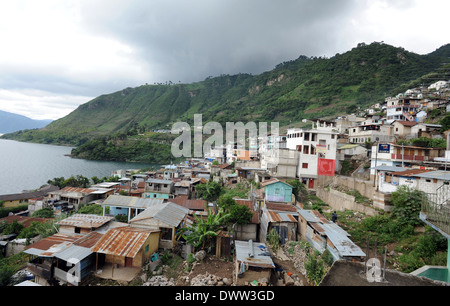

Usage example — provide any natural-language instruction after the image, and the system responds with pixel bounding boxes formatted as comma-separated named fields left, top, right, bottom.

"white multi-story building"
left=348, top=123, right=394, bottom=144
left=385, top=96, right=421, bottom=124
left=286, top=120, right=338, bottom=188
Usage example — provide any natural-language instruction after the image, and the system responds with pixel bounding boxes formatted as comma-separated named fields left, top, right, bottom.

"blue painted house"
left=261, top=178, right=293, bottom=203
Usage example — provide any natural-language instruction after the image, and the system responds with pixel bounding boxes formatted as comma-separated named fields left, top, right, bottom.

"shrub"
left=305, top=251, right=327, bottom=286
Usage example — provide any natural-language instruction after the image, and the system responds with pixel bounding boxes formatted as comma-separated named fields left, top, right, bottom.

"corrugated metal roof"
left=24, top=234, right=81, bottom=257
left=101, top=195, right=164, bottom=208
left=24, top=234, right=80, bottom=252
left=266, top=210, right=297, bottom=223
left=321, top=223, right=366, bottom=257
left=235, top=240, right=275, bottom=269
left=389, top=169, right=432, bottom=177
left=146, top=179, right=174, bottom=184
left=260, top=178, right=293, bottom=188
left=57, top=214, right=113, bottom=229
left=54, top=244, right=93, bottom=261
left=73, top=231, right=104, bottom=248
left=169, top=196, right=207, bottom=211
left=130, top=202, right=189, bottom=227
left=91, top=227, right=159, bottom=258
left=415, top=170, right=450, bottom=181
left=371, top=166, right=407, bottom=172
left=297, top=209, right=365, bottom=258
left=266, top=201, right=298, bottom=212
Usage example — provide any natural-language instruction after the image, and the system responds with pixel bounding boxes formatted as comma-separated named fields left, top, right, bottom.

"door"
left=280, top=226, right=288, bottom=245
left=125, top=257, right=133, bottom=267
left=308, top=178, right=314, bottom=189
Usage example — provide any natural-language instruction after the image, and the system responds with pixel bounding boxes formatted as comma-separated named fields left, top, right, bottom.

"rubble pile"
left=185, top=272, right=233, bottom=286
left=282, top=243, right=310, bottom=277
left=142, top=275, right=175, bottom=286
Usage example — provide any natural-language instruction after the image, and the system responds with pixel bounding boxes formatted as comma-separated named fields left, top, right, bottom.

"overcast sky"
left=0, top=0, right=449, bottom=120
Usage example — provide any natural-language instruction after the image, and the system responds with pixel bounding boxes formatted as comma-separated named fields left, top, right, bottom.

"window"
left=275, top=188, right=280, bottom=195
left=303, top=146, right=309, bottom=154
left=302, top=163, right=308, bottom=169
left=304, top=133, right=310, bottom=141
left=75, top=227, right=81, bottom=234
left=161, top=228, right=173, bottom=240
left=145, top=245, right=149, bottom=253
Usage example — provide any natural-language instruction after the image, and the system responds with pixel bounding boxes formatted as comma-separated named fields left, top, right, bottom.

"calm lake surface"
left=0, top=139, right=159, bottom=195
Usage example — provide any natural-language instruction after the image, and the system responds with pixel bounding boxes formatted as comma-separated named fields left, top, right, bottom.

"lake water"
left=0, top=139, right=159, bottom=195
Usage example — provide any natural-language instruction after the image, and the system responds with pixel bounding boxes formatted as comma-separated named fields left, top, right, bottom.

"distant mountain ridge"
left=2, top=41, right=450, bottom=147
left=0, top=110, right=52, bottom=133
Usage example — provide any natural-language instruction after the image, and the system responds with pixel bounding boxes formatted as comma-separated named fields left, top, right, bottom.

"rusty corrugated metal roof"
left=73, top=231, right=103, bottom=248
left=91, top=227, right=159, bottom=258
left=24, top=233, right=81, bottom=257
left=267, top=210, right=297, bottom=223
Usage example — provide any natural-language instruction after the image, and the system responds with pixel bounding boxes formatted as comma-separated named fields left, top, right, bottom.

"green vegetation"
left=0, top=205, right=28, bottom=218
left=179, top=209, right=230, bottom=251
left=398, top=137, right=447, bottom=148
left=2, top=42, right=450, bottom=162
left=338, top=186, right=448, bottom=273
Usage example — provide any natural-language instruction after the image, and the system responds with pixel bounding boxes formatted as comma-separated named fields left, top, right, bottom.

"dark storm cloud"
left=79, top=0, right=360, bottom=83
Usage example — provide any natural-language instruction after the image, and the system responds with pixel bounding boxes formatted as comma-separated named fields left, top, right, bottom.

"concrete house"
left=392, top=120, right=417, bottom=138
left=286, top=120, right=338, bottom=188
left=0, top=185, right=59, bottom=208
left=144, top=179, right=174, bottom=199
left=370, top=143, right=447, bottom=180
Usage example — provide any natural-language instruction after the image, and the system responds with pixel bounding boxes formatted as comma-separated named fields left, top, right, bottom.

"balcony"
left=391, top=154, right=433, bottom=162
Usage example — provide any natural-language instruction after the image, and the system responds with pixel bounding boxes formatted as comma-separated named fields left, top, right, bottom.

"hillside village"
left=1, top=80, right=450, bottom=287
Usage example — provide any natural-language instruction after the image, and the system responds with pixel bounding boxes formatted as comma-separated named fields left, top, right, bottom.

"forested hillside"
left=2, top=42, right=449, bottom=163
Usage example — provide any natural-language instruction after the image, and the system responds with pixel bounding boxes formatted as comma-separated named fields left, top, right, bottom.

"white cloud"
left=0, top=0, right=448, bottom=121
left=0, top=89, right=92, bottom=120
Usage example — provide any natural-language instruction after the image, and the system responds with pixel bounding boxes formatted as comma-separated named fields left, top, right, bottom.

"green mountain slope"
left=3, top=42, right=450, bottom=153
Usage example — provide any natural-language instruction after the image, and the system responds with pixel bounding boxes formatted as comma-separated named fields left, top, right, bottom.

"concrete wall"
left=234, top=224, right=258, bottom=241
left=316, top=188, right=378, bottom=216
left=317, top=175, right=375, bottom=200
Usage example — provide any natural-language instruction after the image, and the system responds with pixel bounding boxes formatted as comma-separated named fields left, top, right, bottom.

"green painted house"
left=261, top=179, right=293, bottom=203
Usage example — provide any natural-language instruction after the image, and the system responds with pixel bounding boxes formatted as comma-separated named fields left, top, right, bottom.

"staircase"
left=402, top=111, right=415, bottom=122
left=421, top=183, right=450, bottom=238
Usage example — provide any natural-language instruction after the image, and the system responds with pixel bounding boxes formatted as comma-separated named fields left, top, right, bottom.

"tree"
left=195, top=181, right=223, bottom=203
left=217, top=194, right=253, bottom=226
left=286, top=179, right=307, bottom=202
left=440, top=114, right=450, bottom=132
left=391, top=185, right=424, bottom=227
left=179, top=208, right=230, bottom=251
left=32, top=207, right=54, bottom=218
left=2, top=220, right=24, bottom=235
